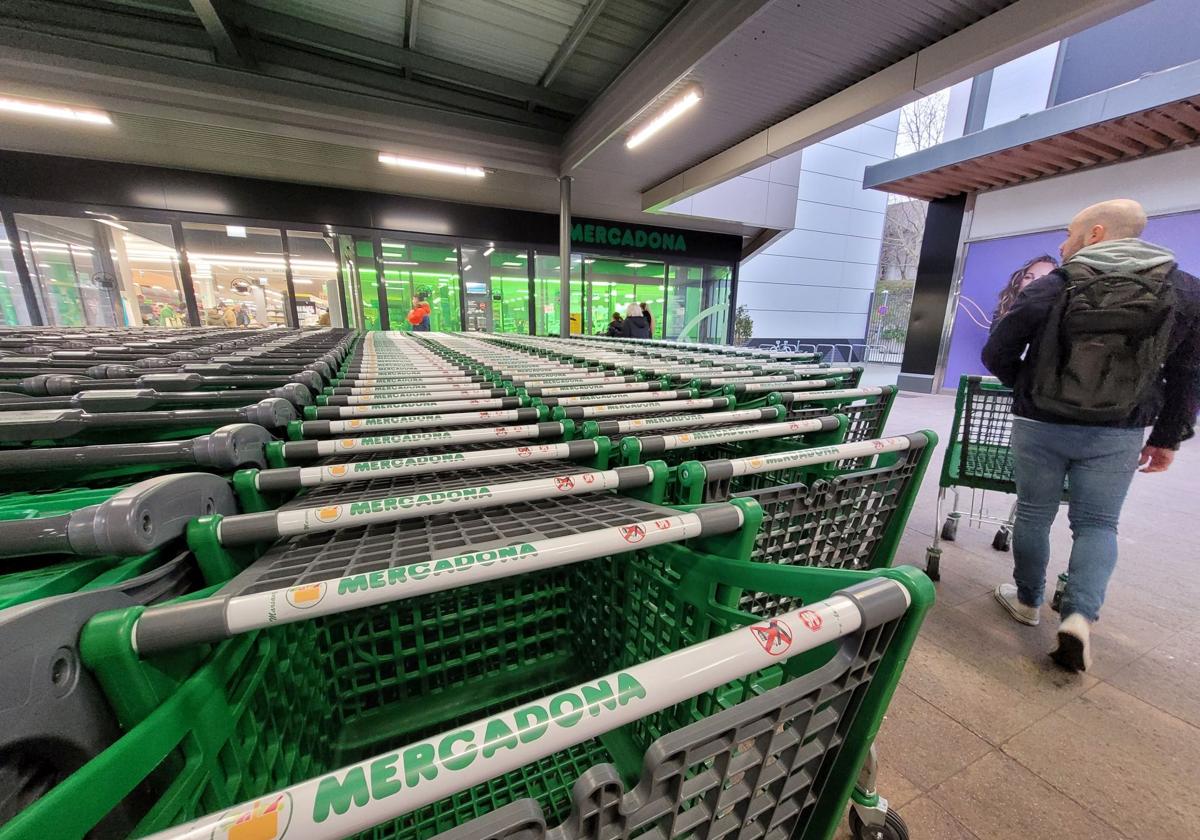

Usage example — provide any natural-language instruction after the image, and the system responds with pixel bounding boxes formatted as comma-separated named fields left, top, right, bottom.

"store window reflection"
left=0, top=226, right=34, bottom=325
left=285, top=230, right=338, bottom=326
left=14, top=213, right=188, bottom=328
left=380, top=238, right=462, bottom=331
left=182, top=222, right=289, bottom=327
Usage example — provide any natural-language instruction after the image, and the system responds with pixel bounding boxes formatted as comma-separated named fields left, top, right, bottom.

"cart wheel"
left=850, top=807, right=910, bottom=840
left=992, top=528, right=1012, bottom=552
left=924, top=548, right=941, bottom=581
left=940, top=515, right=959, bottom=542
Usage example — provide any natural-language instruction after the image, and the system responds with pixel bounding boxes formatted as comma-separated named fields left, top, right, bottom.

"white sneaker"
left=1051, top=613, right=1092, bottom=672
left=993, top=584, right=1040, bottom=626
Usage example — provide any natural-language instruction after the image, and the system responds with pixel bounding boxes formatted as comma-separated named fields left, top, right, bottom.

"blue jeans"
left=1011, top=418, right=1144, bottom=622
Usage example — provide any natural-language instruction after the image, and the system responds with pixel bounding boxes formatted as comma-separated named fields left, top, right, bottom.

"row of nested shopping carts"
left=0, top=326, right=938, bottom=840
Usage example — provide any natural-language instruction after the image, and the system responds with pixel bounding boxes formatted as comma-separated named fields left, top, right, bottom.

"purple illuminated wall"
left=943, top=209, right=1200, bottom=385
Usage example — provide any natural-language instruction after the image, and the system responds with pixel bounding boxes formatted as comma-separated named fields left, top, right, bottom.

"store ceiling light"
left=226, top=225, right=247, bottom=238
left=384, top=260, right=419, bottom=266
left=94, top=218, right=129, bottom=231
left=502, top=262, right=522, bottom=267
left=378, top=153, right=486, bottom=178
left=625, top=87, right=701, bottom=150
left=0, top=95, right=112, bottom=126
left=443, top=256, right=457, bottom=262
left=625, top=262, right=647, bottom=268
left=483, top=247, right=495, bottom=257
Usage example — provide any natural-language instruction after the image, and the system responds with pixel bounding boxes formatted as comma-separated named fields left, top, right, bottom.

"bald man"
left=983, top=199, right=1200, bottom=672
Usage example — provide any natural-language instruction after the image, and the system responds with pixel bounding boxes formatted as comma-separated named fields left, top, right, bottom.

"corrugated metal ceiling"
left=418, top=0, right=587, bottom=86
left=244, top=0, right=408, bottom=45
left=552, top=0, right=685, bottom=100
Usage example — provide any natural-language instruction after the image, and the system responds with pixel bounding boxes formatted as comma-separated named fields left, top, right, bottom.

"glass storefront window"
left=665, top=263, right=732, bottom=343
left=182, top=223, right=289, bottom=328
left=1, top=224, right=34, bottom=326
left=578, top=256, right=666, bottom=338
left=458, top=245, right=529, bottom=333
left=14, top=214, right=187, bottom=328
left=533, top=252, right=582, bottom=336
left=380, top=238, right=462, bottom=331
left=285, top=230, right=338, bottom=327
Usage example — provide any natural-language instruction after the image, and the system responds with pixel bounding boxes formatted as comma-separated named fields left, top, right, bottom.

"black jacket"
left=620, top=315, right=651, bottom=339
left=606, top=320, right=623, bottom=337
left=982, top=264, right=1200, bottom=449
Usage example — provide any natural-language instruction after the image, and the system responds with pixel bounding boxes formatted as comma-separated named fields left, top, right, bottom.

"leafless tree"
left=877, top=90, right=950, bottom=282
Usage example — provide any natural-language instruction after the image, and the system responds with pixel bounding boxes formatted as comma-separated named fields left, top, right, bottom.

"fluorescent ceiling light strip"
left=378, top=153, right=486, bottom=178
left=625, top=87, right=702, bottom=150
left=0, top=96, right=112, bottom=125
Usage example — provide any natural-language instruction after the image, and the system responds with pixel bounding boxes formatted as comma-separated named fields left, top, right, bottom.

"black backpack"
left=1030, top=260, right=1176, bottom=422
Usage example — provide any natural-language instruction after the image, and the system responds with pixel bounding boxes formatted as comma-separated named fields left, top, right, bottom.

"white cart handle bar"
left=215, top=466, right=655, bottom=546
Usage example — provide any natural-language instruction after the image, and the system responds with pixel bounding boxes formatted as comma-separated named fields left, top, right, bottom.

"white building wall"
left=736, top=112, right=900, bottom=340
left=662, top=154, right=801, bottom=229
left=969, top=145, right=1200, bottom=240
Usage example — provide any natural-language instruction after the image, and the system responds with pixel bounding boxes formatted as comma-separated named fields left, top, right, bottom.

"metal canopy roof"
left=0, top=0, right=687, bottom=135
left=863, top=58, right=1200, bottom=201
left=0, top=0, right=1147, bottom=239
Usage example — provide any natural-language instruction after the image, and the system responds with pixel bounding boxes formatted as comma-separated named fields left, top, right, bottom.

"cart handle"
left=778, top=386, right=885, bottom=403
left=560, top=397, right=727, bottom=419
left=681, top=434, right=928, bottom=485
left=601, top=408, right=796, bottom=436
left=323, top=409, right=533, bottom=435
left=258, top=440, right=600, bottom=492
left=283, top=421, right=561, bottom=460
left=547, top=389, right=694, bottom=407
left=140, top=576, right=911, bottom=840
left=635, top=417, right=837, bottom=453
left=216, top=465, right=656, bottom=546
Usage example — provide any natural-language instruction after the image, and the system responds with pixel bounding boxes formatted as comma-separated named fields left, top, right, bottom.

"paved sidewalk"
left=838, top=389, right=1200, bottom=839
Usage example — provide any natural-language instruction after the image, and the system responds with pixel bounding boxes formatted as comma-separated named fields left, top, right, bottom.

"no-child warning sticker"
left=750, top=618, right=794, bottom=656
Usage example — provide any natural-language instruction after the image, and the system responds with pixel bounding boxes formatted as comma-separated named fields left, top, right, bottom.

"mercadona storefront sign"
left=571, top=223, right=686, bottom=253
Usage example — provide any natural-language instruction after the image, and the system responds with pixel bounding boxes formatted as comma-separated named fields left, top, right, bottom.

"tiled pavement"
left=834, top=386, right=1200, bottom=839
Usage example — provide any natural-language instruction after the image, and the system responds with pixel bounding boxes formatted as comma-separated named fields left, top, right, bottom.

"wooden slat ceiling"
left=881, top=97, right=1200, bottom=200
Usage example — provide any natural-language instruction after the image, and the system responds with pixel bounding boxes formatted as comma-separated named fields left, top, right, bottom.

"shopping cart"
left=2, top=488, right=932, bottom=840
left=674, top=434, right=936, bottom=612
left=924, top=375, right=1068, bottom=582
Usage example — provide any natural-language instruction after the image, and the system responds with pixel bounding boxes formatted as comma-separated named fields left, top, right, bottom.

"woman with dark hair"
left=994, top=254, right=1059, bottom=324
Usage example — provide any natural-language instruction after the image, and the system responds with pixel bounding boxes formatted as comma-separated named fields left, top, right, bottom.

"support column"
left=897, top=194, right=970, bottom=393
left=1, top=211, right=42, bottom=326
left=558, top=175, right=572, bottom=337
left=280, top=230, right=299, bottom=329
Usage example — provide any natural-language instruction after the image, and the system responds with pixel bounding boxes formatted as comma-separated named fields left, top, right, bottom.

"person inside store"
left=204, top=304, right=225, bottom=326
left=606, top=311, right=623, bottom=337
left=222, top=302, right=238, bottom=327
left=158, top=300, right=182, bottom=328
left=982, top=198, right=1200, bottom=672
left=408, top=292, right=432, bottom=332
left=236, top=303, right=251, bottom=327
left=639, top=301, right=653, bottom=335
left=620, top=302, right=651, bottom=338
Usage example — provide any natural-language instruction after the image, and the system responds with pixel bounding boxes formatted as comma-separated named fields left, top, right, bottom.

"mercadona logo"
left=211, top=792, right=292, bottom=840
